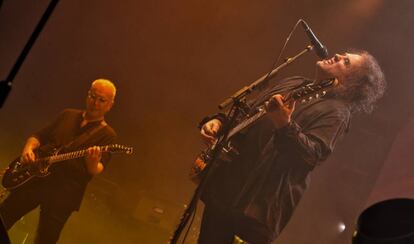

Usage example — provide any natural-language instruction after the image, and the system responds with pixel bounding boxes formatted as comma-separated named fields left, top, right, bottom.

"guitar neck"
left=226, top=90, right=300, bottom=139
left=225, top=78, right=336, bottom=139
left=42, top=146, right=107, bottom=164
left=227, top=108, right=267, bottom=139
left=226, top=91, right=307, bottom=139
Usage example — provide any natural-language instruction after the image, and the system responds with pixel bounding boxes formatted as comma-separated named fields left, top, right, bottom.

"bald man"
left=0, top=79, right=117, bottom=244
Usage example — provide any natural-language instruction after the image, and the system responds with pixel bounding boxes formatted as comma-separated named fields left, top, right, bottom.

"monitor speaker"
left=352, top=198, right=414, bottom=244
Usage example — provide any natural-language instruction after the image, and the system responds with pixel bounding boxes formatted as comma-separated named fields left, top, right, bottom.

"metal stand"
left=0, top=0, right=61, bottom=108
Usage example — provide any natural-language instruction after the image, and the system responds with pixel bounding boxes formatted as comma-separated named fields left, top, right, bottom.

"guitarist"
left=195, top=51, right=386, bottom=244
left=0, top=79, right=117, bottom=244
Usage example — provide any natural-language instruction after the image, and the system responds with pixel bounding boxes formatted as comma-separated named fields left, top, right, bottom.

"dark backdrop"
left=0, top=0, right=413, bottom=243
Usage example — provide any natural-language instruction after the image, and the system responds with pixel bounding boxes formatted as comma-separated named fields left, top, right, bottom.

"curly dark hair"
left=334, top=50, right=386, bottom=114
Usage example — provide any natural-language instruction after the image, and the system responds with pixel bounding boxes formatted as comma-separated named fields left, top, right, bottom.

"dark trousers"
left=198, top=206, right=235, bottom=244
left=0, top=180, right=73, bottom=244
left=198, top=205, right=273, bottom=244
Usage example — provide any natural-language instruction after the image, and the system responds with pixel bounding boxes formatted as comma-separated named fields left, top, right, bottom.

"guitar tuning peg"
left=322, top=91, right=327, bottom=96
left=315, top=94, right=320, bottom=98
left=301, top=99, right=306, bottom=103
left=308, top=96, right=313, bottom=101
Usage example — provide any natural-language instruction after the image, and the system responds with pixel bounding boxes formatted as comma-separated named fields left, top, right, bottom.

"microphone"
left=300, top=20, right=329, bottom=59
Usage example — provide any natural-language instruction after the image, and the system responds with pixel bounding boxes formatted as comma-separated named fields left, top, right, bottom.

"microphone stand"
left=170, top=45, right=314, bottom=244
left=219, top=45, right=313, bottom=109
left=0, top=0, right=61, bottom=108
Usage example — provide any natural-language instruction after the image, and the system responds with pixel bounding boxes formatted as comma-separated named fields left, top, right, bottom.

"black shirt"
left=33, top=109, right=117, bottom=210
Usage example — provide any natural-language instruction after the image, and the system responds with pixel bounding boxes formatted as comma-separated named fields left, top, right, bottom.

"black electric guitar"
left=190, top=78, right=338, bottom=181
left=1, top=144, right=133, bottom=190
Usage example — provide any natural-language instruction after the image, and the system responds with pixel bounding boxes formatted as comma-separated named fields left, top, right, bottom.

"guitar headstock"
left=103, top=144, right=134, bottom=155
left=289, top=78, right=338, bottom=104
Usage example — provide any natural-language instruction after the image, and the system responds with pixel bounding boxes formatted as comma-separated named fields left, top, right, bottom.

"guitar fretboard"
left=35, top=145, right=132, bottom=165
left=225, top=79, right=336, bottom=139
left=227, top=108, right=267, bottom=139
left=47, top=148, right=90, bottom=163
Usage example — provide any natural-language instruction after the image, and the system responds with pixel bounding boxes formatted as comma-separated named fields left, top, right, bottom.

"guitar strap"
left=62, top=120, right=107, bottom=151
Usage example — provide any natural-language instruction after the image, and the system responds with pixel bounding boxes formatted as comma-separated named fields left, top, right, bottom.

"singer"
left=193, top=50, right=386, bottom=243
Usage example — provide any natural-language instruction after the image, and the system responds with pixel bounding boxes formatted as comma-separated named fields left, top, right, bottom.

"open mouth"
left=323, top=57, right=337, bottom=65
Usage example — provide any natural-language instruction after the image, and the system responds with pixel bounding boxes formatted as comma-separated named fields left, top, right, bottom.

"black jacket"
left=200, top=77, right=351, bottom=240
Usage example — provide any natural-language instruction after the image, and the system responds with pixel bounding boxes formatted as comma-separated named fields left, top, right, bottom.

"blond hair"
left=91, top=78, right=117, bottom=100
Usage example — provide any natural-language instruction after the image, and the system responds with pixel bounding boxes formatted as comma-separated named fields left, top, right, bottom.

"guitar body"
left=1, top=145, right=55, bottom=190
left=190, top=140, right=240, bottom=183
left=2, top=150, right=54, bottom=190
